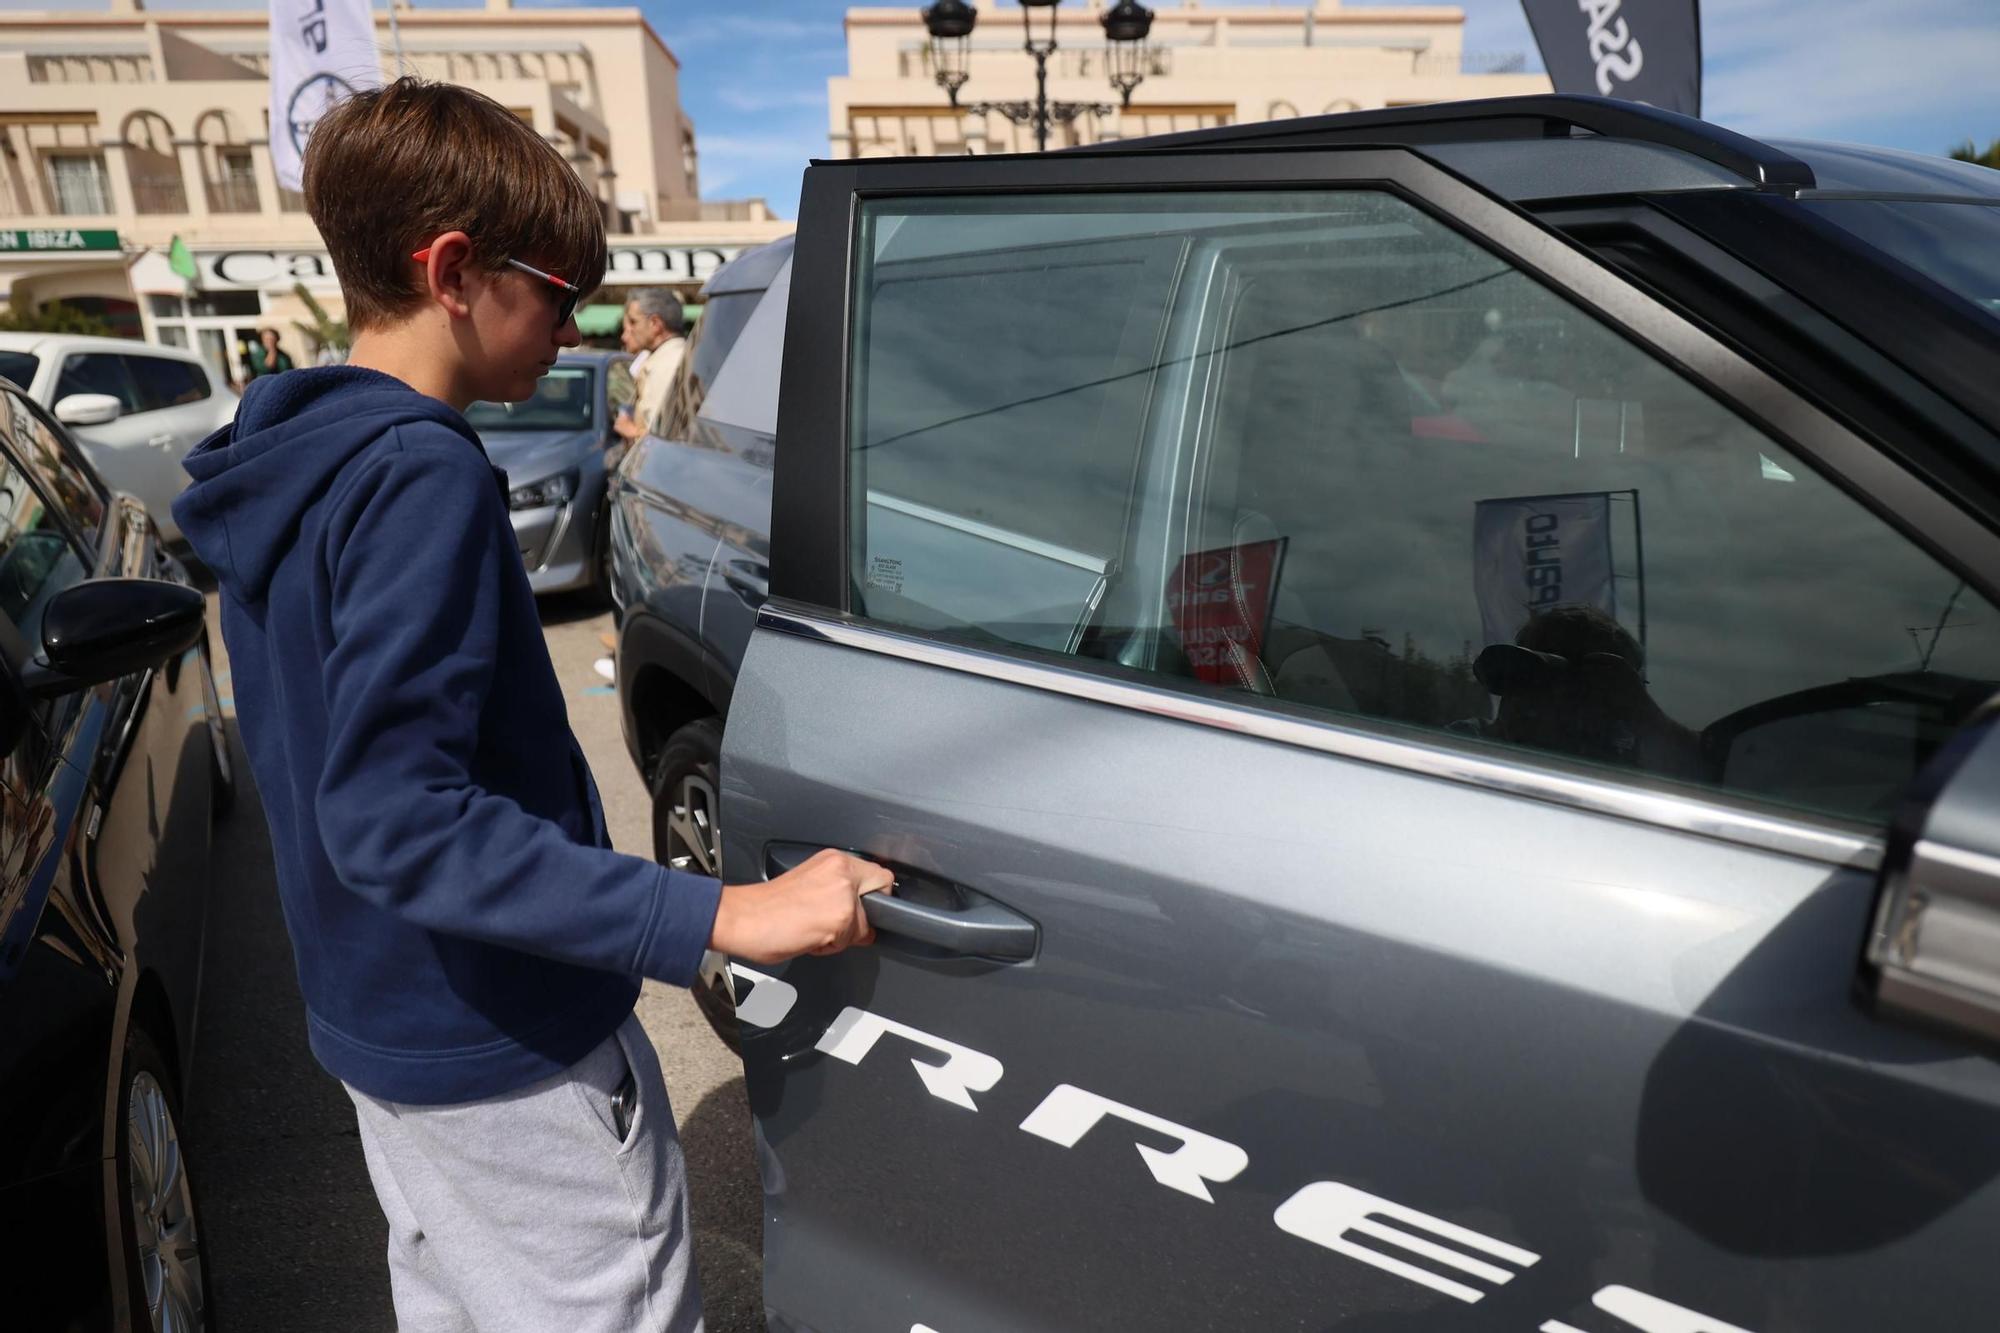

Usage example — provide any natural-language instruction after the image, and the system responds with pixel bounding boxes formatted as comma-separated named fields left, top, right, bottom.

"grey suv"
left=616, top=96, right=2000, bottom=1330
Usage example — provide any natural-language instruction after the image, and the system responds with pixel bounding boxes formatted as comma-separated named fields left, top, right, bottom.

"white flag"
left=269, top=0, right=383, bottom=193
left=1472, top=492, right=1617, bottom=650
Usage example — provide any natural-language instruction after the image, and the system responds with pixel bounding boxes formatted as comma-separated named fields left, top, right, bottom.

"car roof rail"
left=1103, top=94, right=1816, bottom=193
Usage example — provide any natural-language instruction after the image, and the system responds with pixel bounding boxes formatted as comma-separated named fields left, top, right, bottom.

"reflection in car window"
left=3, top=392, right=105, bottom=540
left=846, top=190, right=2000, bottom=824
left=0, top=352, right=37, bottom=389
left=55, top=353, right=143, bottom=416
left=1800, top=199, right=2000, bottom=322
left=0, top=401, right=90, bottom=650
left=464, top=367, right=595, bottom=431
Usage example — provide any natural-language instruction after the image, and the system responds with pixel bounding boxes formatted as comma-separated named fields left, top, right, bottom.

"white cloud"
left=1701, top=0, right=2000, bottom=141
left=716, top=85, right=828, bottom=113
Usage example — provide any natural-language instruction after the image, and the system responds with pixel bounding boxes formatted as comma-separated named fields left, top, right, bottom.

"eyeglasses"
left=411, top=247, right=584, bottom=329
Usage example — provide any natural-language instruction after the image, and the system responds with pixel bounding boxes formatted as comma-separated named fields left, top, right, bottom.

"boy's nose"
left=556, top=318, right=583, bottom=349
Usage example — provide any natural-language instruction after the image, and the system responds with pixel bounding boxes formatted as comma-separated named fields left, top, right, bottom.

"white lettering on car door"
left=727, top=963, right=798, bottom=1029
left=1540, top=1285, right=1757, bottom=1333
left=1018, top=1083, right=1248, bottom=1202
left=1273, top=1181, right=1539, bottom=1303
left=814, top=1007, right=1004, bottom=1111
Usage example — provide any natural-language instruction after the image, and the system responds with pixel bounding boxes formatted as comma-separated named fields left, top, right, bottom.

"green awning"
left=575, top=303, right=624, bottom=336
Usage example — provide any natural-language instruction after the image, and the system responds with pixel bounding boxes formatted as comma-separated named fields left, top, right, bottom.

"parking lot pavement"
left=190, top=592, right=763, bottom=1330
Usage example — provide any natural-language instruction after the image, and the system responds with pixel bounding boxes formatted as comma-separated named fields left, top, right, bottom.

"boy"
left=172, top=78, right=890, bottom=1331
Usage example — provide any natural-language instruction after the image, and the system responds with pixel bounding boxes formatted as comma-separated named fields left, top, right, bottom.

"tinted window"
left=0, top=397, right=91, bottom=647
left=846, top=190, right=2000, bottom=824
left=0, top=352, right=37, bottom=389
left=54, top=353, right=142, bottom=415
left=2, top=392, right=105, bottom=539
left=126, top=355, right=211, bottom=410
left=464, top=366, right=594, bottom=431
left=688, top=292, right=758, bottom=393
left=1801, top=199, right=2000, bottom=321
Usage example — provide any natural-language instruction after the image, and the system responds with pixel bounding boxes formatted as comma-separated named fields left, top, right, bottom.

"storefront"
left=0, top=227, right=142, bottom=339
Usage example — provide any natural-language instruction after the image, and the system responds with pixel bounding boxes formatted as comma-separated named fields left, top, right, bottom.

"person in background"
left=613, top=289, right=685, bottom=443
left=242, top=327, right=295, bottom=379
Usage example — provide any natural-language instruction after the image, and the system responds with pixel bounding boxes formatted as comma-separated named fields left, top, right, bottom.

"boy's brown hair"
left=304, top=77, right=607, bottom=332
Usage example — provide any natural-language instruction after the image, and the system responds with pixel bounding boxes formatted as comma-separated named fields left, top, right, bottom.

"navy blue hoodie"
left=174, top=368, right=721, bottom=1104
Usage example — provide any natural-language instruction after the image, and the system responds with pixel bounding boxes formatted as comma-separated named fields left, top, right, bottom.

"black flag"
left=1519, top=0, right=1702, bottom=117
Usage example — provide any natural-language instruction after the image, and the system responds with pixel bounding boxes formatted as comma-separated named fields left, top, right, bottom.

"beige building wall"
left=0, top=1, right=791, bottom=384
left=831, top=1, right=1552, bottom=157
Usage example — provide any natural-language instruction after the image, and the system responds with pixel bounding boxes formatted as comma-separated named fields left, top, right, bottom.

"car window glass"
left=125, top=355, right=211, bottom=411
left=0, top=402, right=90, bottom=650
left=688, top=292, right=758, bottom=395
left=1799, top=200, right=2000, bottom=323
left=846, top=189, right=2000, bottom=825
left=0, top=352, right=37, bottom=389
left=2, top=392, right=105, bottom=540
left=464, top=368, right=593, bottom=431
left=55, top=353, right=144, bottom=416
left=850, top=196, right=1189, bottom=650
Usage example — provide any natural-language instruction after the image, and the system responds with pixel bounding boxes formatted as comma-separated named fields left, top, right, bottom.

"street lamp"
left=921, top=0, right=977, bottom=107
left=920, top=0, right=1125, bottom=153
left=1101, top=1, right=1154, bottom=108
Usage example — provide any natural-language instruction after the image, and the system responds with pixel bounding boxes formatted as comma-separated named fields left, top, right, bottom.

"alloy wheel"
left=664, top=771, right=721, bottom=878
left=127, top=1071, right=204, bottom=1332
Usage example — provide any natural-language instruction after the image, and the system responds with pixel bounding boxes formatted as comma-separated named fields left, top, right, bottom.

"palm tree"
left=289, top=282, right=351, bottom=364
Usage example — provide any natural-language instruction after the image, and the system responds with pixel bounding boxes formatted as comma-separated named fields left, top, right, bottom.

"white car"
left=0, top=333, right=238, bottom=543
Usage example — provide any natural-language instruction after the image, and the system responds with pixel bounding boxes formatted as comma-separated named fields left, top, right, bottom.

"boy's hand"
left=710, top=848, right=894, bottom=964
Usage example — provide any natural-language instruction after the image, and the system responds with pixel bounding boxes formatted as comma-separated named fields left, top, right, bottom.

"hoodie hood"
left=173, top=367, right=484, bottom=603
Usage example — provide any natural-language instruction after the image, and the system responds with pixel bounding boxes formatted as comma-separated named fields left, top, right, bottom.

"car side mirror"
left=1867, top=696, right=2000, bottom=1047
left=17, top=579, right=205, bottom=699
left=53, top=393, right=123, bottom=427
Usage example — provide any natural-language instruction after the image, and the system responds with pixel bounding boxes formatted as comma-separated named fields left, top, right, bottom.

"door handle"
left=766, top=843, right=1039, bottom=962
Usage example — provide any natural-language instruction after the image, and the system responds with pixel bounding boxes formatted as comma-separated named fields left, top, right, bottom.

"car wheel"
left=650, top=717, right=740, bottom=1052
left=119, top=1027, right=211, bottom=1333
left=200, top=653, right=234, bottom=821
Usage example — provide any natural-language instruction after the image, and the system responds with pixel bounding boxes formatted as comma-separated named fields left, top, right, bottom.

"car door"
left=48, top=352, right=180, bottom=517
left=721, top=147, right=2000, bottom=1332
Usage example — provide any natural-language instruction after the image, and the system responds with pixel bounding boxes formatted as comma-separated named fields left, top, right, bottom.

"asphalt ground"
left=186, top=589, right=764, bottom=1330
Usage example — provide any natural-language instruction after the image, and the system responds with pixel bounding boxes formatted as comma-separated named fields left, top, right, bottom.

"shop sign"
left=194, top=241, right=758, bottom=292
left=0, top=228, right=121, bottom=253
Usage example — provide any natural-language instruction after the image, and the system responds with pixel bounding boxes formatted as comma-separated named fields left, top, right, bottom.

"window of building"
left=45, top=152, right=111, bottom=215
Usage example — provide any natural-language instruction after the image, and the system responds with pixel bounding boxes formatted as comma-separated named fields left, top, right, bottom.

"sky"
left=13, top=0, right=2000, bottom=217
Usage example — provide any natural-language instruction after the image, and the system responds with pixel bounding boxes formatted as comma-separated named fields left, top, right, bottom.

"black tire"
left=116, top=1026, right=214, bottom=1332
left=650, top=717, right=740, bottom=1052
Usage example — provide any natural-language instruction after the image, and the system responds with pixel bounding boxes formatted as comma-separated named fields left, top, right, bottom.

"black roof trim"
left=1099, top=95, right=1817, bottom=194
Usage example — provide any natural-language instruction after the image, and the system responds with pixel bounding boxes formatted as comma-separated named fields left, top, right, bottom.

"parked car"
left=0, top=334, right=238, bottom=547
left=607, top=236, right=790, bottom=1036
left=0, top=379, right=228, bottom=1330
left=616, top=95, right=2000, bottom=1329
left=466, top=347, right=635, bottom=599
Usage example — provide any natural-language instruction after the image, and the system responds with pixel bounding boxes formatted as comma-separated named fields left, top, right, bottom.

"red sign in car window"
left=1165, top=537, right=1287, bottom=686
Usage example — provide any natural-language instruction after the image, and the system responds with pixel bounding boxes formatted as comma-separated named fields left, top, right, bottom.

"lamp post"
left=921, top=0, right=1155, bottom=153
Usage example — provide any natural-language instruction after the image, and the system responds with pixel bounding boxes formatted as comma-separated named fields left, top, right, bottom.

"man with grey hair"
left=615, top=288, right=687, bottom=442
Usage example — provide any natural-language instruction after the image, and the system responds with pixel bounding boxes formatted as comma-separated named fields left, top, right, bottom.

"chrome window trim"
left=759, top=598, right=1883, bottom=872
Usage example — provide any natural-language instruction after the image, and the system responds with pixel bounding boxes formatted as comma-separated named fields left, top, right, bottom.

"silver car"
left=0, top=333, right=237, bottom=545
left=466, top=348, right=634, bottom=598
left=711, top=96, right=2000, bottom=1331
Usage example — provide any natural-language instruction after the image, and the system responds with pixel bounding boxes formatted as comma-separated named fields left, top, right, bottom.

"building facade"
left=831, top=1, right=1552, bottom=158
left=1, top=0, right=790, bottom=386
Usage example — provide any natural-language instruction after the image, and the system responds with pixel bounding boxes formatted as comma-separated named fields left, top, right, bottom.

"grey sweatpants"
left=345, top=1012, right=704, bottom=1332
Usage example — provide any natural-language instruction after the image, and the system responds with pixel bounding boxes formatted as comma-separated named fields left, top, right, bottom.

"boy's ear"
left=416, top=232, right=477, bottom=321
